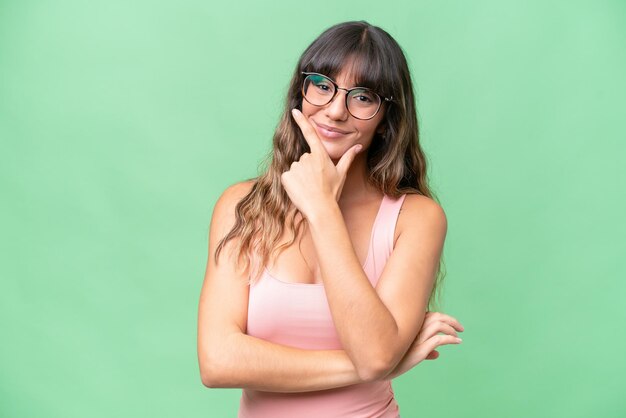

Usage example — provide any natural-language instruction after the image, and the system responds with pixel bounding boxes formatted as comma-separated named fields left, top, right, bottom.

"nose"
left=324, top=88, right=350, bottom=120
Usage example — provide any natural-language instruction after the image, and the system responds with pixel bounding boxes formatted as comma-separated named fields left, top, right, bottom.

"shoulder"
left=218, top=179, right=257, bottom=205
left=214, top=179, right=257, bottom=213
left=211, top=179, right=257, bottom=235
left=399, top=193, right=446, bottom=222
left=395, top=193, right=447, bottom=245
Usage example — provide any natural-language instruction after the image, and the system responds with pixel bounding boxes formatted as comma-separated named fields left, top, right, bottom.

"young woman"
left=197, top=20, right=464, bottom=418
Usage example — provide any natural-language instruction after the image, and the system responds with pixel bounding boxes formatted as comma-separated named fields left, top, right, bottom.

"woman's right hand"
left=385, top=312, right=464, bottom=380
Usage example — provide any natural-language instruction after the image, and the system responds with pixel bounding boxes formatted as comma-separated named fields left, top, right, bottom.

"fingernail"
left=456, top=338, right=463, bottom=343
left=291, top=108, right=300, bottom=117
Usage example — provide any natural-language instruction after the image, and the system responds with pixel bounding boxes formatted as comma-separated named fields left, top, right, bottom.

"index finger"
left=291, top=108, right=326, bottom=156
left=425, top=312, right=464, bottom=332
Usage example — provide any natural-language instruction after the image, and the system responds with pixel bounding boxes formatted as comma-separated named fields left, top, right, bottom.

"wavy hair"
left=214, top=20, right=446, bottom=311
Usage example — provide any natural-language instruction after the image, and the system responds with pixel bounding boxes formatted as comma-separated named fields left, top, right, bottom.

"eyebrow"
left=309, top=72, right=373, bottom=90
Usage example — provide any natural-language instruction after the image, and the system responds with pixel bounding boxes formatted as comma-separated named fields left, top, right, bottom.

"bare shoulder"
left=211, top=179, right=257, bottom=235
left=215, top=179, right=256, bottom=210
left=395, top=193, right=447, bottom=245
left=198, top=180, right=257, bottom=358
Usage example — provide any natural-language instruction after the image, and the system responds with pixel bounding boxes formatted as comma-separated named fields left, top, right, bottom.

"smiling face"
left=301, top=66, right=387, bottom=163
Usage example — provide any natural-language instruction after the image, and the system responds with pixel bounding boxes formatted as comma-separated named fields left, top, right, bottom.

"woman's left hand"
left=281, top=108, right=363, bottom=219
left=385, top=312, right=464, bottom=380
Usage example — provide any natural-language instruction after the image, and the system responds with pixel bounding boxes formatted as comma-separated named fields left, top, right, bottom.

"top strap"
left=366, top=193, right=407, bottom=282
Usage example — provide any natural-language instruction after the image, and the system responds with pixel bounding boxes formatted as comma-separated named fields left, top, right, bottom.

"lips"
left=314, top=122, right=350, bottom=134
left=312, top=121, right=351, bottom=139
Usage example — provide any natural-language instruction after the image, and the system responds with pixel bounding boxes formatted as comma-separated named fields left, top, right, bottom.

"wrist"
left=306, top=198, right=340, bottom=225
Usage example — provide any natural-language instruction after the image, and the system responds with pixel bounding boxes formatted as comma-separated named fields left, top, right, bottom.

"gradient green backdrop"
left=1, top=1, right=625, bottom=417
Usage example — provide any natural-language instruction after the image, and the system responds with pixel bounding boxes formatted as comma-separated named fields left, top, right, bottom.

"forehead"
left=329, top=68, right=358, bottom=87
left=307, top=55, right=377, bottom=87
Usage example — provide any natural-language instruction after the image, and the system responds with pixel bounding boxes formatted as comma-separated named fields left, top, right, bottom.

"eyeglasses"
left=301, top=72, right=393, bottom=120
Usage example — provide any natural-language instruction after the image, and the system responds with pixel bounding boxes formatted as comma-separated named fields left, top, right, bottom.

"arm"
left=201, top=327, right=365, bottom=392
left=281, top=109, right=449, bottom=380
left=203, top=313, right=463, bottom=392
left=196, top=182, right=455, bottom=391
left=307, top=194, right=447, bottom=381
left=197, top=181, right=367, bottom=392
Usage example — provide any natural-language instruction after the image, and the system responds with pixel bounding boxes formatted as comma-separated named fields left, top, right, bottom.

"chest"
left=266, top=197, right=384, bottom=285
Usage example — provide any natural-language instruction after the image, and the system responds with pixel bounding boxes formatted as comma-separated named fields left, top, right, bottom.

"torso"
left=266, top=190, right=392, bottom=285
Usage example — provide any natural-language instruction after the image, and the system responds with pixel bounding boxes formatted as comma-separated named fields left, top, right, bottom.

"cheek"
left=301, top=101, right=317, bottom=117
left=355, top=121, right=379, bottom=138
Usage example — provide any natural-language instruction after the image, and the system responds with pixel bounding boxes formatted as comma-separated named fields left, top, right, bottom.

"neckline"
left=263, top=194, right=388, bottom=287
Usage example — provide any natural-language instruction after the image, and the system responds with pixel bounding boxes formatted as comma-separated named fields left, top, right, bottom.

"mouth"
left=312, top=121, right=351, bottom=139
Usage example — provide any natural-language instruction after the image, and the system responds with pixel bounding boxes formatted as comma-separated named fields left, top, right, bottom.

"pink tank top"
left=239, top=193, right=407, bottom=418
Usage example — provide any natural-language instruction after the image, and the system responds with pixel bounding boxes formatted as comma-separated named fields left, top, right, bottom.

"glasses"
left=301, top=72, right=393, bottom=120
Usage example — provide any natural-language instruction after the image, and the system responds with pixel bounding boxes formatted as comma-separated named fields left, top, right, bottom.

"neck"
left=333, top=152, right=381, bottom=204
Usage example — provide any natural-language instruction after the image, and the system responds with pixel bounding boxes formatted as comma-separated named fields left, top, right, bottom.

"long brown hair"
left=215, top=20, right=446, bottom=311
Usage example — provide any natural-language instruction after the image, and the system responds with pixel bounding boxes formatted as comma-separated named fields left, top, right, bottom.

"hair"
left=214, top=20, right=446, bottom=311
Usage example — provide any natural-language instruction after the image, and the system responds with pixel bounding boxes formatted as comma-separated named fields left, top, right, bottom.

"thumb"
left=335, top=144, right=362, bottom=175
left=425, top=350, right=440, bottom=360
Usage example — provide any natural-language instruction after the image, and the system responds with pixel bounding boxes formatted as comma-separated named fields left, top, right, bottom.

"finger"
left=335, top=144, right=362, bottom=175
left=415, top=335, right=462, bottom=361
left=423, top=312, right=464, bottom=332
left=291, top=108, right=326, bottom=156
left=425, top=350, right=439, bottom=360
left=433, top=313, right=464, bottom=332
left=427, top=322, right=460, bottom=339
left=416, top=321, right=460, bottom=345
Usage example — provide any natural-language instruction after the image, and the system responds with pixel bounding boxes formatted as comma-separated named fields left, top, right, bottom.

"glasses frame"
left=300, top=71, right=393, bottom=120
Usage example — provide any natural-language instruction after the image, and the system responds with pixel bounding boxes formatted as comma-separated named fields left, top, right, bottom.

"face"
left=301, top=67, right=386, bottom=163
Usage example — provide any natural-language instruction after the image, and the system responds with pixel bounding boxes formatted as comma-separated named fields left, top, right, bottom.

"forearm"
left=202, top=332, right=367, bottom=392
left=308, top=202, right=399, bottom=376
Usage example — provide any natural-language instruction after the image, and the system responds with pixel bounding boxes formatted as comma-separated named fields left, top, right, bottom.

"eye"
left=311, top=77, right=333, bottom=92
left=351, top=90, right=376, bottom=104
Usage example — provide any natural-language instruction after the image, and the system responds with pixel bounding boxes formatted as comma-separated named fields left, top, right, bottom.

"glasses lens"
left=347, top=88, right=381, bottom=120
left=303, top=74, right=335, bottom=106
left=302, top=73, right=383, bottom=120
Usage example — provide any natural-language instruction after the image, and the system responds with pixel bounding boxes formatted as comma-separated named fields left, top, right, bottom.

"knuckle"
left=442, top=324, right=457, bottom=336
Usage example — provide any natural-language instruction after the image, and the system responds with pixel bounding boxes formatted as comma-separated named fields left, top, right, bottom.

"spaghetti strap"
left=364, top=193, right=407, bottom=282
left=241, top=193, right=407, bottom=418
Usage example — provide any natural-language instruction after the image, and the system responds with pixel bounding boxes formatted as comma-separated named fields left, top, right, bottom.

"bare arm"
left=197, top=181, right=366, bottom=392
left=196, top=182, right=459, bottom=392
left=283, top=110, right=450, bottom=381
left=200, top=309, right=366, bottom=392
left=307, top=194, right=447, bottom=380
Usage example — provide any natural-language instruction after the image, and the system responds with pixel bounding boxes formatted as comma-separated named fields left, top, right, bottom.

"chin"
left=321, top=142, right=349, bottom=159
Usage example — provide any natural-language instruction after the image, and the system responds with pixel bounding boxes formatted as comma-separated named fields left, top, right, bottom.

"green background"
left=1, top=0, right=625, bottom=417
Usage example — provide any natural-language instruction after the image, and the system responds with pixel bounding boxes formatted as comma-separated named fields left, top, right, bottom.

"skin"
left=301, top=68, right=387, bottom=204
left=196, top=66, right=464, bottom=391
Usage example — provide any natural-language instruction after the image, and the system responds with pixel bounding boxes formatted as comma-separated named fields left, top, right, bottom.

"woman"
left=197, top=20, right=464, bottom=418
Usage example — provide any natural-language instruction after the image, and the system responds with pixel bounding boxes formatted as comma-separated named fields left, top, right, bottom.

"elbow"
left=199, top=360, right=221, bottom=388
left=200, top=374, right=213, bottom=388
left=199, top=348, right=229, bottom=388
left=356, top=358, right=394, bottom=383
left=201, top=361, right=234, bottom=388
left=198, top=333, right=240, bottom=388
left=355, top=346, right=400, bottom=382
left=200, top=368, right=218, bottom=388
